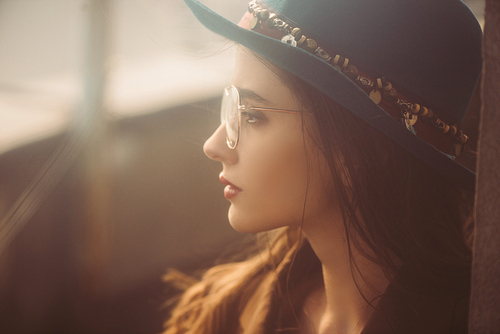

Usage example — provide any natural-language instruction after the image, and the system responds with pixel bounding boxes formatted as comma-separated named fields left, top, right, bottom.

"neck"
left=302, top=214, right=391, bottom=334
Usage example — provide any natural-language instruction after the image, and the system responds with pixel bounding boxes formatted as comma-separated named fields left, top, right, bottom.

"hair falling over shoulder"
left=163, top=228, right=303, bottom=334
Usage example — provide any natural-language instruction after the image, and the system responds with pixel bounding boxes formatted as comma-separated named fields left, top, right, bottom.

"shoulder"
left=238, top=242, right=323, bottom=333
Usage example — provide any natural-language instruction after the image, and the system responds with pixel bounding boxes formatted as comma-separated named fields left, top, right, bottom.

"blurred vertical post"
left=470, top=0, right=500, bottom=332
left=76, top=0, right=111, bottom=293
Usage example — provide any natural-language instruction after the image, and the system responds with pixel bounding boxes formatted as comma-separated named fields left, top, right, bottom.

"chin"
left=228, top=220, right=258, bottom=234
left=227, top=204, right=296, bottom=234
left=228, top=207, right=263, bottom=234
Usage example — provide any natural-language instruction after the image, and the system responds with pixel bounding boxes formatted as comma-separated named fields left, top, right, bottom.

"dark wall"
left=0, top=98, right=243, bottom=334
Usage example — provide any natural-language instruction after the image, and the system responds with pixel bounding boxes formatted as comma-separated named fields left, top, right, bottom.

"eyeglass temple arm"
left=241, top=106, right=310, bottom=114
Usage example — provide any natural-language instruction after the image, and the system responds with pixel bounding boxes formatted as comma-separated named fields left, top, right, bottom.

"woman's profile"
left=164, top=0, right=482, bottom=333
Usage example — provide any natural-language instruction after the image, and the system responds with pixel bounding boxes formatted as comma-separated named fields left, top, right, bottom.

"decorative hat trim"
left=244, top=0, right=469, bottom=157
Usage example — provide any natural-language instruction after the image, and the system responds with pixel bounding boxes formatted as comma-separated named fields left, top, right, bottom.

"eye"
left=241, top=111, right=260, bottom=124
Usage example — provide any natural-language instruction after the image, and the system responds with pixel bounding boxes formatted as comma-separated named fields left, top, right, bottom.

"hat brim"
left=184, top=0, right=475, bottom=191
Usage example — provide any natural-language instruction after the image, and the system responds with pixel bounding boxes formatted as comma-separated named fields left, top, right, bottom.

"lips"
left=219, top=174, right=242, bottom=200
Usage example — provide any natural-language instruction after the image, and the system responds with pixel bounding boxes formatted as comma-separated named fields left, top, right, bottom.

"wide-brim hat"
left=184, top=0, right=482, bottom=191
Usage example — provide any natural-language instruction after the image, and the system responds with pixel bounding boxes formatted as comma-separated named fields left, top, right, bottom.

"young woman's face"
left=203, top=47, right=334, bottom=233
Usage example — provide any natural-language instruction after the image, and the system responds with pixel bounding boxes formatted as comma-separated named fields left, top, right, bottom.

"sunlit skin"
left=203, top=47, right=333, bottom=234
left=203, top=47, right=391, bottom=334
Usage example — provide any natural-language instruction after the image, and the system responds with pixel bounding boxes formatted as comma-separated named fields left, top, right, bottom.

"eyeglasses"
left=221, top=85, right=302, bottom=149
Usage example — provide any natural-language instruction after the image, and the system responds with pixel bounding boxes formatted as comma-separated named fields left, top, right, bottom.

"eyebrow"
left=237, top=87, right=275, bottom=106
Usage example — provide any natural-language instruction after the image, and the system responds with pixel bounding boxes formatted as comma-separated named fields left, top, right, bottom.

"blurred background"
left=0, top=0, right=485, bottom=333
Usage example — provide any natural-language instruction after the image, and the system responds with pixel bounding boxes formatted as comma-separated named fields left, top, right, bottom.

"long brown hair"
left=163, top=53, right=474, bottom=334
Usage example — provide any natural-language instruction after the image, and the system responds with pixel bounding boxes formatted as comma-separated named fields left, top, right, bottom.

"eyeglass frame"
left=221, top=85, right=304, bottom=149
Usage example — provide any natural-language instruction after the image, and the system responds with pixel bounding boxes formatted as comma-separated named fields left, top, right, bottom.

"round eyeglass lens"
left=221, top=86, right=239, bottom=149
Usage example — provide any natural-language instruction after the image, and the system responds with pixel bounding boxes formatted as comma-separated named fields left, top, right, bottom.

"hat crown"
left=262, top=0, right=482, bottom=124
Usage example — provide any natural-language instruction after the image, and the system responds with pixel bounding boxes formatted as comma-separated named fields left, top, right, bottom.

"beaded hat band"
left=242, top=1, right=468, bottom=158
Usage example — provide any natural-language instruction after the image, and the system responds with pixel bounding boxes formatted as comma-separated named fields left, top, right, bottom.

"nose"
left=203, top=123, right=237, bottom=164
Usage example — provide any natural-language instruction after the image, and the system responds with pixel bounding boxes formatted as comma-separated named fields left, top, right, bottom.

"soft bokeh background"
left=0, top=0, right=485, bottom=333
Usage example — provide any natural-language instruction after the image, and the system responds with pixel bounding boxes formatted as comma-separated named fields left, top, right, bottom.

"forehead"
left=231, top=47, right=298, bottom=111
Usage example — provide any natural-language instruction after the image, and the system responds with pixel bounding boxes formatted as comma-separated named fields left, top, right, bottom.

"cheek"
left=228, top=128, right=314, bottom=232
left=258, top=145, right=309, bottom=202
left=245, top=120, right=308, bottom=188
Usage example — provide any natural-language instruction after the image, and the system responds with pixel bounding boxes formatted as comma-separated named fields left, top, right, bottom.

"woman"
left=165, top=0, right=482, bottom=333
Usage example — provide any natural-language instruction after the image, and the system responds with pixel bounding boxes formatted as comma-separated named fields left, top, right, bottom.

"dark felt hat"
left=184, top=0, right=482, bottom=190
